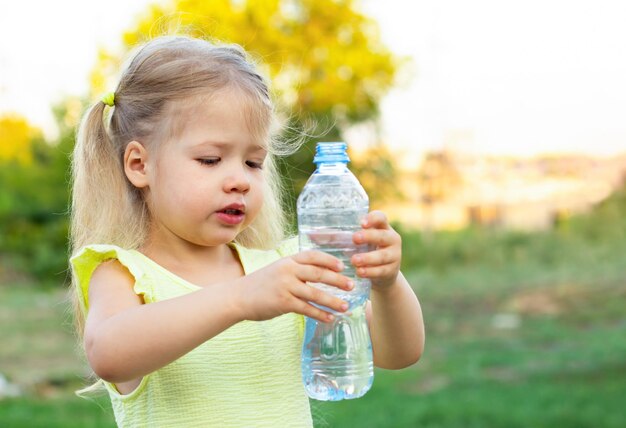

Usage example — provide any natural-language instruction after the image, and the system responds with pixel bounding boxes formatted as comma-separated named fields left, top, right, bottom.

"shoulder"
left=87, top=258, right=145, bottom=319
left=90, top=258, right=136, bottom=289
left=88, top=259, right=144, bottom=308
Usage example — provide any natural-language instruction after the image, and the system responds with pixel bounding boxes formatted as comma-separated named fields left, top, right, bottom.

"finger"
left=355, top=264, right=398, bottom=279
left=353, top=228, right=399, bottom=247
left=361, top=211, right=390, bottom=229
left=296, top=265, right=354, bottom=291
left=293, top=250, right=344, bottom=272
left=294, top=285, right=349, bottom=314
left=293, top=299, right=337, bottom=323
left=352, top=247, right=398, bottom=267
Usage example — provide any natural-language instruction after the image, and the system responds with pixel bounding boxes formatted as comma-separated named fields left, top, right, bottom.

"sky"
left=1, top=0, right=625, bottom=163
left=0, top=0, right=151, bottom=131
left=364, top=0, right=626, bottom=163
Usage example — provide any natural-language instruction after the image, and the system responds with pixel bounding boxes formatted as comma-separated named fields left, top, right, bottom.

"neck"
left=140, top=225, right=233, bottom=273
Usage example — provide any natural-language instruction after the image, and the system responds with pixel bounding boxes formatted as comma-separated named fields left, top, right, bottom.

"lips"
left=216, top=203, right=246, bottom=225
left=218, top=203, right=246, bottom=215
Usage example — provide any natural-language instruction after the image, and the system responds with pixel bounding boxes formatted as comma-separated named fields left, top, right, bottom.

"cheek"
left=158, top=174, right=206, bottom=215
left=253, top=177, right=266, bottom=205
left=245, top=179, right=265, bottom=218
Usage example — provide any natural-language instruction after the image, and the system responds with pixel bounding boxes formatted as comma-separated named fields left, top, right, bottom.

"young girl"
left=70, top=35, right=424, bottom=427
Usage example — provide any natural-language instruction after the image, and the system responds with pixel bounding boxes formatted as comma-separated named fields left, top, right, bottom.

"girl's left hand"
left=351, top=211, right=402, bottom=290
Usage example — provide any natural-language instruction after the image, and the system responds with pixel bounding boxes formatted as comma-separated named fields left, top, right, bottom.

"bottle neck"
left=316, top=162, right=350, bottom=174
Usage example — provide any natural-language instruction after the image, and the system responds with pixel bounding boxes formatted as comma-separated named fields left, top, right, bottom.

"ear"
left=124, top=141, right=151, bottom=188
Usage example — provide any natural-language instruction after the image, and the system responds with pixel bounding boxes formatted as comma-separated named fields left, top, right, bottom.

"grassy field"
left=1, top=189, right=625, bottom=427
left=312, top=253, right=626, bottom=427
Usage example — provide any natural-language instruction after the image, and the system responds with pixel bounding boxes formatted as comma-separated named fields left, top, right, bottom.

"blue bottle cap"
left=313, top=142, right=350, bottom=165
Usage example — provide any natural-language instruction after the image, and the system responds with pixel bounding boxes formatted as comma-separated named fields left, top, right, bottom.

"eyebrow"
left=193, top=141, right=267, bottom=153
left=248, top=144, right=268, bottom=153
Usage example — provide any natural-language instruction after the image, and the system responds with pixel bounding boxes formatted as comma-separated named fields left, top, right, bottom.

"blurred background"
left=1, top=0, right=625, bottom=426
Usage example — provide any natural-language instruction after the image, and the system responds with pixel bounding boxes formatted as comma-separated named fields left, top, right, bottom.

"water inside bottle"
left=299, top=226, right=374, bottom=400
left=301, top=305, right=374, bottom=401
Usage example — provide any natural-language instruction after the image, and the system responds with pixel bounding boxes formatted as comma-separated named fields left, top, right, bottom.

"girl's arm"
left=84, top=250, right=354, bottom=383
left=367, top=273, right=424, bottom=369
left=351, top=211, right=425, bottom=369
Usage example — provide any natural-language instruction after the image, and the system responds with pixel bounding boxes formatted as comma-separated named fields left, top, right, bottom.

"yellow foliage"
left=0, top=114, right=41, bottom=165
left=93, top=0, right=399, bottom=122
left=89, top=48, right=124, bottom=99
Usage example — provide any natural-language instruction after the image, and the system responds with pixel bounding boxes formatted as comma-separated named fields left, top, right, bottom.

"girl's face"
left=142, top=89, right=268, bottom=248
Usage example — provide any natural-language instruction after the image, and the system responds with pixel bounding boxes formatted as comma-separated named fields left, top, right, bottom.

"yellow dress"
left=70, top=238, right=313, bottom=427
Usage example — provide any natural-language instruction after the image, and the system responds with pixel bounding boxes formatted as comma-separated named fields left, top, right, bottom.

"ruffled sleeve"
left=70, top=244, right=153, bottom=315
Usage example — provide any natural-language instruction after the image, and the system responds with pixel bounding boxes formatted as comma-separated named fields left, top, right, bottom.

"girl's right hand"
left=234, top=250, right=354, bottom=323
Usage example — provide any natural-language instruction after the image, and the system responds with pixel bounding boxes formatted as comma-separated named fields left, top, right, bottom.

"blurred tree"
left=90, top=0, right=404, bottom=213
left=93, top=0, right=399, bottom=123
left=0, top=110, right=73, bottom=284
left=0, top=114, right=41, bottom=165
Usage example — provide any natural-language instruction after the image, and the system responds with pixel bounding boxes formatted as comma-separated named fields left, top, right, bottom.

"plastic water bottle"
left=298, top=142, right=374, bottom=401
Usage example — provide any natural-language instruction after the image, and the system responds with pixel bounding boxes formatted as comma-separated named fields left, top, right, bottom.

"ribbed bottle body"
left=297, top=142, right=374, bottom=401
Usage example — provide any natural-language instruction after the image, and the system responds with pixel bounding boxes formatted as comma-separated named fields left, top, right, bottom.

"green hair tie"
left=101, top=92, right=115, bottom=107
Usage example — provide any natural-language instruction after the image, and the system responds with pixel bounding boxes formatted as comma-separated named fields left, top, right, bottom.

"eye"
left=197, top=158, right=220, bottom=166
left=246, top=160, right=264, bottom=169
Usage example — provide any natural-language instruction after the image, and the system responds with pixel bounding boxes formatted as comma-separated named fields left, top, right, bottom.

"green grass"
left=1, top=187, right=625, bottom=427
left=310, top=267, right=626, bottom=427
left=0, top=285, right=76, bottom=382
left=0, top=395, right=114, bottom=428
left=0, top=285, right=114, bottom=427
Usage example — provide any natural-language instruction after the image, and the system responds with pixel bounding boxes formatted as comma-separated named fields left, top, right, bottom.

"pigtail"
left=72, top=98, right=151, bottom=254
left=70, top=100, right=149, bottom=333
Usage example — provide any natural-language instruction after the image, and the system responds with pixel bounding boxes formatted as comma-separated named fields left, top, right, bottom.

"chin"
left=200, top=231, right=241, bottom=247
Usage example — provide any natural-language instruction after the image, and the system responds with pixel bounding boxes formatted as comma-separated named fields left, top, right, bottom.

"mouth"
left=218, top=203, right=246, bottom=215
left=216, top=203, right=246, bottom=225
left=220, top=208, right=244, bottom=215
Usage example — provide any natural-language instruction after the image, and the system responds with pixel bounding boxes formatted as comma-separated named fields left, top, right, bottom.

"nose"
left=223, top=164, right=251, bottom=194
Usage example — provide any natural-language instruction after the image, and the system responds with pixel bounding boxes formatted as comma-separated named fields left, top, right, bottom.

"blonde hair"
left=70, top=36, right=295, bottom=330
